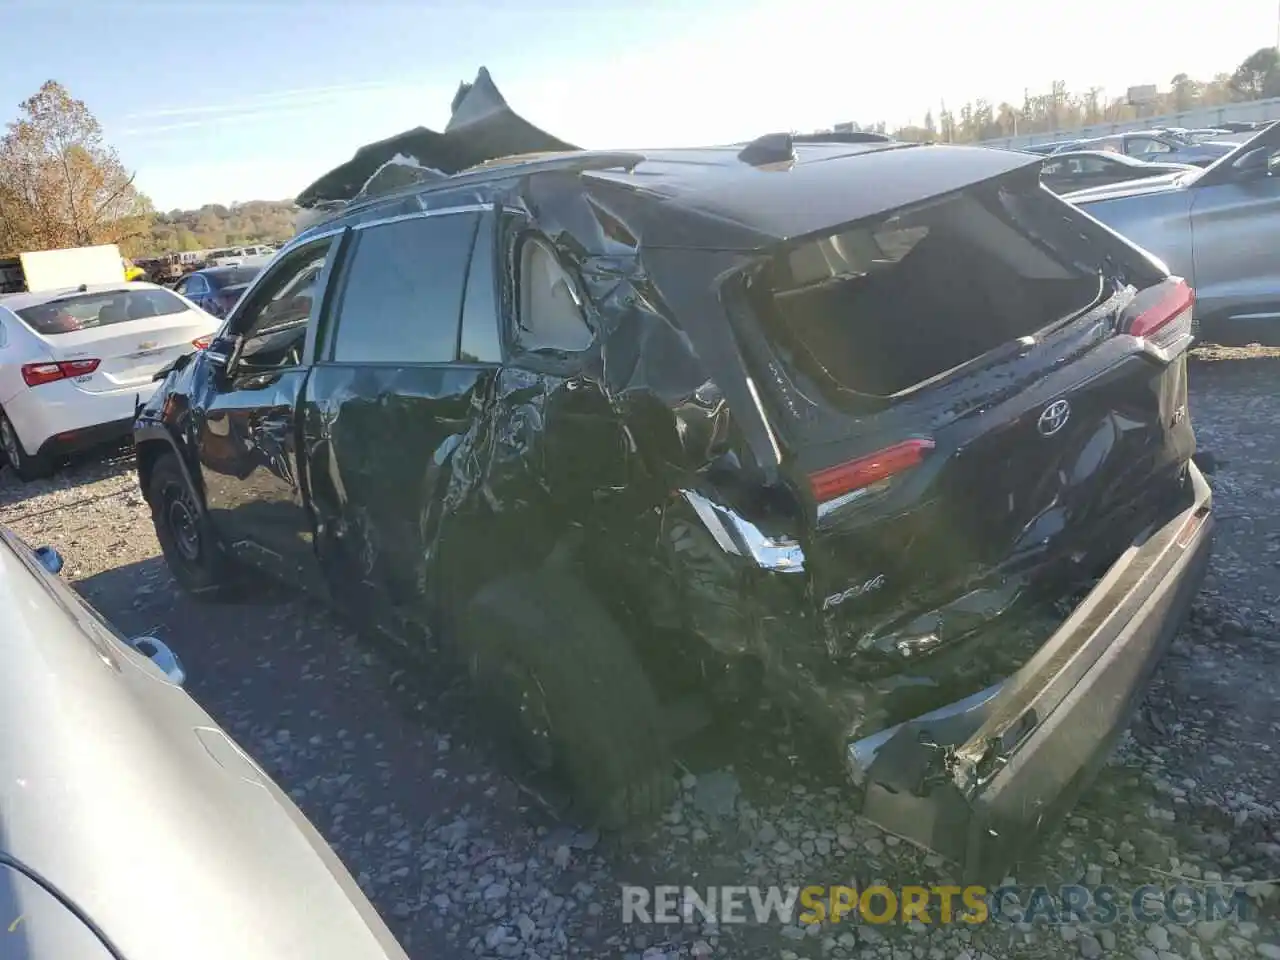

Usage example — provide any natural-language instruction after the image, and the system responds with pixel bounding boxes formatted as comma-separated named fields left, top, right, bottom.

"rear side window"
left=330, top=212, right=478, bottom=363
left=748, top=176, right=1137, bottom=403
left=515, top=237, right=592, bottom=353
left=16, top=288, right=187, bottom=336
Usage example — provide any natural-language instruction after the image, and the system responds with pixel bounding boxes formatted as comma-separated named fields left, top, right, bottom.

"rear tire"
left=0, top=410, right=53, bottom=482
left=462, top=564, right=674, bottom=829
left=147, top=452, right=234, bottom=598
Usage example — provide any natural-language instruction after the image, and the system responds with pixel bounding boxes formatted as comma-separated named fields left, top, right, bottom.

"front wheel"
left=147, top=452, right=234, bottom=598
left=0, top=410, right=52, bottom=482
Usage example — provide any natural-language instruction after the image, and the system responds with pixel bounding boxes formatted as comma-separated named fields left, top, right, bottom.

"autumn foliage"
left=0, top=81, right=152, bottom=258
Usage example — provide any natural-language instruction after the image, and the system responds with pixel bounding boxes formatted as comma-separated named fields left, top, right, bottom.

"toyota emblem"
left=1037, top=399, right=1071, bottom=437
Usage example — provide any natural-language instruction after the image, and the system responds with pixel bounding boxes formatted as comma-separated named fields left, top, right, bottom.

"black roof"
left=295, top=139, right=1040, bottom=252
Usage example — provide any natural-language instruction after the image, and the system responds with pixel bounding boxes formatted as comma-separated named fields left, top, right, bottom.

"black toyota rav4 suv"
left=135, top=134, right=1212, bottom=878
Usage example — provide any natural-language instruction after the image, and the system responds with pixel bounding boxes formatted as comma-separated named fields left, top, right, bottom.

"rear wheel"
left=0, top=409, right=52, bottom=482
left=462, top=564, right=674, bottom=829
left=147, top=452, right=234, bottom=598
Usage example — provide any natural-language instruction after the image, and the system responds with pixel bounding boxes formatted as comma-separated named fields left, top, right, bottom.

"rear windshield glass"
left=16, top=288, right=187, bottom=335
left=207, top=266, right=260, bottom=287
left=747, top=177, right=1108, bottom=402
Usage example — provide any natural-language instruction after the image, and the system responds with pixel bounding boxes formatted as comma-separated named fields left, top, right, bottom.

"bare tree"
left=0, top=80, right=152, bottom=256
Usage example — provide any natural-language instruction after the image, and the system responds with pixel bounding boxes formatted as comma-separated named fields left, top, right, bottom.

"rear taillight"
left=1128, top=278, right=1194, bottom=345
left=21, top=359, right=101, bottom=387
left=809, top=437, right=935, bottom=516
left=192, top=335, right=213, bottom=350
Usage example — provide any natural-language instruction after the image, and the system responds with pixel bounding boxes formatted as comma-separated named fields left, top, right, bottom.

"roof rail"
left=297, top=151, right=647, bottom=229
left=793, top=131, right=892, bottom=144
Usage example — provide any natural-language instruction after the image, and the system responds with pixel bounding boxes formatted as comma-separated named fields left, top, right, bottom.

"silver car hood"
left=0, top=533, right=408, bottom=960
left=1064, top=173, right=1190, bottom=204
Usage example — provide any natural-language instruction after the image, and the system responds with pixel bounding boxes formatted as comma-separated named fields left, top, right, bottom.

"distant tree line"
left=145, top=200, right=299, bottom=255
left=831, top=46, right=1280, bottom=144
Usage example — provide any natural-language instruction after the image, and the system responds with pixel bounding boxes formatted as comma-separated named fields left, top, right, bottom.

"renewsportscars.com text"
left=621, top=884, right=1253, bottom=927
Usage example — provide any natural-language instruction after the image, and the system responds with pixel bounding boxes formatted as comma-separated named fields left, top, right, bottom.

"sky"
left=3, top=0, right=1278, bottom=210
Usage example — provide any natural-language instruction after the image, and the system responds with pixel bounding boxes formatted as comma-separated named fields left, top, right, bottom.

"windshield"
left=1197, top=123, right=1276, bottom=179
left=15, top=288, right=187, bottom=335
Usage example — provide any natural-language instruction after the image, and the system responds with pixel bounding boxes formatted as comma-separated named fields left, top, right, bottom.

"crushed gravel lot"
left=4, top=348, right=1280, bottom=960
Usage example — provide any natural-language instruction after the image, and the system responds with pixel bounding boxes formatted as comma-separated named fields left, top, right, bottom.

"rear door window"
left=329, top=211, right=479, bottom=364
left=747, top=176, right=1112, bottom=402
left=16, top=288, right=188, bottom=336
left=459, top=212, right=501, bottom=363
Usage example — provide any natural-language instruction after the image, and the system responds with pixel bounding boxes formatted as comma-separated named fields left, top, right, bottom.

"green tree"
left=1169, top=73, right=1198, bottom=112
left=0, top=80, right=152, bottom=256
left=1230, top=47, right=1280, bottom=101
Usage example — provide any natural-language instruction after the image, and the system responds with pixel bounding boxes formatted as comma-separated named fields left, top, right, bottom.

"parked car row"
left=1025, top=124, right=1258, bottom=167
left=1066, top=119, right=1280, bottom=344
left=1039, top=149, right=1198, bottom=194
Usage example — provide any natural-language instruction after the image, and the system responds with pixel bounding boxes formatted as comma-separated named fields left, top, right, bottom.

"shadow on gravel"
left=0, top=441, right=136, bottom=512
left=74, top=553, right=556, bottom=832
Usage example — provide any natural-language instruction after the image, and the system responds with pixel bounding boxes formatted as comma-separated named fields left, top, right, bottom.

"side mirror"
left=33, top=545, right=63, bottom=574
left=205, top=335, right=238, bottom=369
left=128, top=635, right=186, bottom=686
left=1232, top=147, right=1270, bottom=179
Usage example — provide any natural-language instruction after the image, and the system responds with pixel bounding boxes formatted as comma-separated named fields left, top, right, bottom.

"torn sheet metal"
left=295, top=67, right=578, bottom=210
left=352, top=153, right=448, bottom=203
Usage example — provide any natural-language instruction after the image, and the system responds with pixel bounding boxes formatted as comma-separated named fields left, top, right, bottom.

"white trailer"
left=0, top=244, right=127, bottom=295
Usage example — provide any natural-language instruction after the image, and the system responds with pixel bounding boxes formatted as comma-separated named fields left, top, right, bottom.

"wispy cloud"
left=122, top=80, right=407, bottom=120
left=116, top=80, right=416, bottom=139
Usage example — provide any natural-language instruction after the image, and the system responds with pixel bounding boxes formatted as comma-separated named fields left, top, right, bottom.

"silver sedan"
left=1066, top=121, right=1280, bottom=344
left=0, top=526, right=408, bottom=960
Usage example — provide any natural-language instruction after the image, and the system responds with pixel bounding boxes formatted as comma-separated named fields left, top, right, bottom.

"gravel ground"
left=3, top=348, right=1280, bottom=960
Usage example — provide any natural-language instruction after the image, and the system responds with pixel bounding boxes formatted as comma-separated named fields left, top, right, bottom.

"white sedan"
left=0, top=282, right=218, bottom=480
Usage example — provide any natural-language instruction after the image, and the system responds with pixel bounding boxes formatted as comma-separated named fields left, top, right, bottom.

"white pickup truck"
left=205, top=245, right=275, bottom=267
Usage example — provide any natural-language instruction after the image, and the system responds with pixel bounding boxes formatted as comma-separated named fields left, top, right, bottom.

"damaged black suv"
left=135, top=134, right=1212, bottom=877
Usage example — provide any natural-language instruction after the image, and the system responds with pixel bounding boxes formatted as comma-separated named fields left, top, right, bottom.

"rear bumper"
left=848, top=461, right=1213, bottom=881
left=4, top=380, right=156, bottom=456
left=36, top=417, right=134, bottom=458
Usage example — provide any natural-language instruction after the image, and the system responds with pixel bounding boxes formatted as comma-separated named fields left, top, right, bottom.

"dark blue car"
left=173, top=265, right=261, bottom=319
